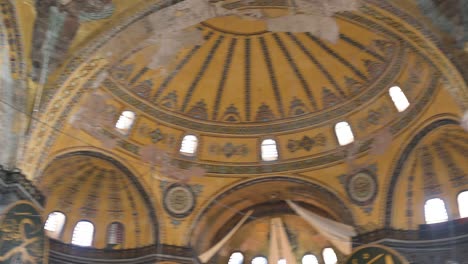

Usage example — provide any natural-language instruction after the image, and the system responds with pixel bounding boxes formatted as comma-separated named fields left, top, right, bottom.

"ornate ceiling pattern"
left=19, top=1, right=463, bottom=179
left=189, top=177, right=354, bottom=252
left=38, top=152, right=157, bottom=249
left=109, top=17, right=398, bottom=126
left=1, top=0, right=466, bottom=258
left=389, top=121, right=468, bottom=229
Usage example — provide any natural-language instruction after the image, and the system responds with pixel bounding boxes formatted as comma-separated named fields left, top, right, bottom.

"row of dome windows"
left=228, top=248, right=338, bottom=264
left=44, top=212, right=123, bottom=247
left=111, top=86, right=410, bottom=160
left=424, top=191, right=468, bottom=224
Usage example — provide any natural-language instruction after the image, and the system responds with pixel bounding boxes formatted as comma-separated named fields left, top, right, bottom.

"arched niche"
left=37, top=151, right=159, bottom=248
left=189, top=177, right=354, bottom=261
left=385, top=118, right=468, bottom=228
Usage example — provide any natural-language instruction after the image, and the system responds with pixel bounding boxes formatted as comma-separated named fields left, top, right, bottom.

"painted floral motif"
left=288, top=97, right=309, bottom=116
left=209, top=143, right=249, bottom=158
left=255, top=103, right=275, bottom=122
left=221, top=104, right=241, bottom=122
left=287, top=134, right=326, bottom=152
left=187, top=100, right=208, bottom=120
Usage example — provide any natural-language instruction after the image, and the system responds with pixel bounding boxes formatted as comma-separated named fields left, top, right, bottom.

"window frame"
left=179, top=134, right=199, bottom=157
left=388, top=85, right=410, bottom=112
left=228, top=251, right=245, bottom=264
left=115, top=110, right=136, bottom=135
left=322, top=247, right=338, bottom=264
left=334, top=121, right=355, bottom=146
left=260, top=137, right=279, bottom=162
left=44, top=211, right=67, bottom=239
left=424, top=197, right=449, bottom=224
left=457, top=190, right=468, bottom=218
left=251, top=255, right=268, bottom=264
left=107, top=222, right=125, bottom=246
left=71, top=220, right=95, bottom=247
left=301, top=253, right=319, bottom=264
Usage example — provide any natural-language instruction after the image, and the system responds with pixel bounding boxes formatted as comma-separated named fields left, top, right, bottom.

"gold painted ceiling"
left=38, top=152, right=156, bottom=249
left=110, top=16, right=398, bottom=127
left=2, top=0, right=467, bottom=259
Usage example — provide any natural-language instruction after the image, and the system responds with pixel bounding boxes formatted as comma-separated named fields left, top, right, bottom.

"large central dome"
left=105, top=15, right=402, bottom=134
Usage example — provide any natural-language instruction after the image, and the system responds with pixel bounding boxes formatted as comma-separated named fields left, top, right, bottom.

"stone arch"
left=189, top=176, right=355, bottom=257
left=39, top=150, right=160, bottom=246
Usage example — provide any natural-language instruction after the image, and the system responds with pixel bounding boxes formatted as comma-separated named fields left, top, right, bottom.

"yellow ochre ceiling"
left=38, top=153, right=156, bottom=249
left=22, top=3, right=450, bottom=177
left=7, top=0, right=467, bottom=255
left=109, top=16, right=398, bottom=127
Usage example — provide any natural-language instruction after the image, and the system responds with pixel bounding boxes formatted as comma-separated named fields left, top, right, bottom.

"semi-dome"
left=38, top=152, right=157, bottom=249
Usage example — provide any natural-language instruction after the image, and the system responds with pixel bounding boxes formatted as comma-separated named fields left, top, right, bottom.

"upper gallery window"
left=115, top=110, right=136, bottom=134
left=72, top=221, right=95, bottom=247
left=302, top=254, right=319, bottom=264
left=322, top=248, right=338, bottom=264
left=458, top=191, right=468, bottom=218
left=252, top=256, right=268, bottom=264
left=389, top=86, right=410, bottom=112
left=424, top=198, right=449, bottom=224
left=180, top=134, right=198, bottom=156
left=44, top=211, right=66, bottom=239
left=278, top=259, right=287, bottom=264
left=228, top=252, right=244, bottom=264
left=107, top=222, right=124, bottom=246
left=261, top=139, right=279, bottom=161
left=334, top=121, right=354, bottom=146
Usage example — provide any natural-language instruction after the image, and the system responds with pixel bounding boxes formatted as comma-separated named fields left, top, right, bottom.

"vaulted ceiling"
left=1, top=0, right=467, bottom=259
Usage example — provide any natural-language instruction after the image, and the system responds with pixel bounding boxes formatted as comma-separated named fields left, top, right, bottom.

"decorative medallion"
left=345, top=245, right=409, bottom=264
left=163, top=184, right=196, bottom=218
left=346, top=170, right=378, bottom=206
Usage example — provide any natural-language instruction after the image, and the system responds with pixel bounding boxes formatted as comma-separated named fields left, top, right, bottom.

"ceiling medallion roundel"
left=346, top=170, right=377, bottom=206
left=163, top=184, right=196, bottom=218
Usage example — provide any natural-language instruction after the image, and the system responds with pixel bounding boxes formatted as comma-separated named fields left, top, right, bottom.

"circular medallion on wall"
left=345, top=245, right=409, bottom=263
left=163, top=184, right=195, bottom=218
left=346, top=170, right=377, bottom=206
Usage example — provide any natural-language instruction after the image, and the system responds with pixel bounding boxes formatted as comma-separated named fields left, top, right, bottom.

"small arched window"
left=278, top=259, right=286, bottom=264
left=252, top=256, right=268, bottom=264
left=180, top=134, right=198, bottom=156
left=424, top=198, right=448, bottom=224
left=107, top=222, right=124, bottom=246
left=334, top=121, right=354, bottom=146
left=302, top=254, right=319, bottom=264
left=261, top=139, right=278, bottom=161
left=228, top=252, right=244, bottom=264
left=115, top=110, right=136, bottom=134
left=44, top=211, right=66, bottom=239
left=72, top=221, right=94, bottom=247
left=458, top=191, right=468, bottom=218
left=389, top=86, right=410, bottom=112
left=323, top=248, right=338, bottom=264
